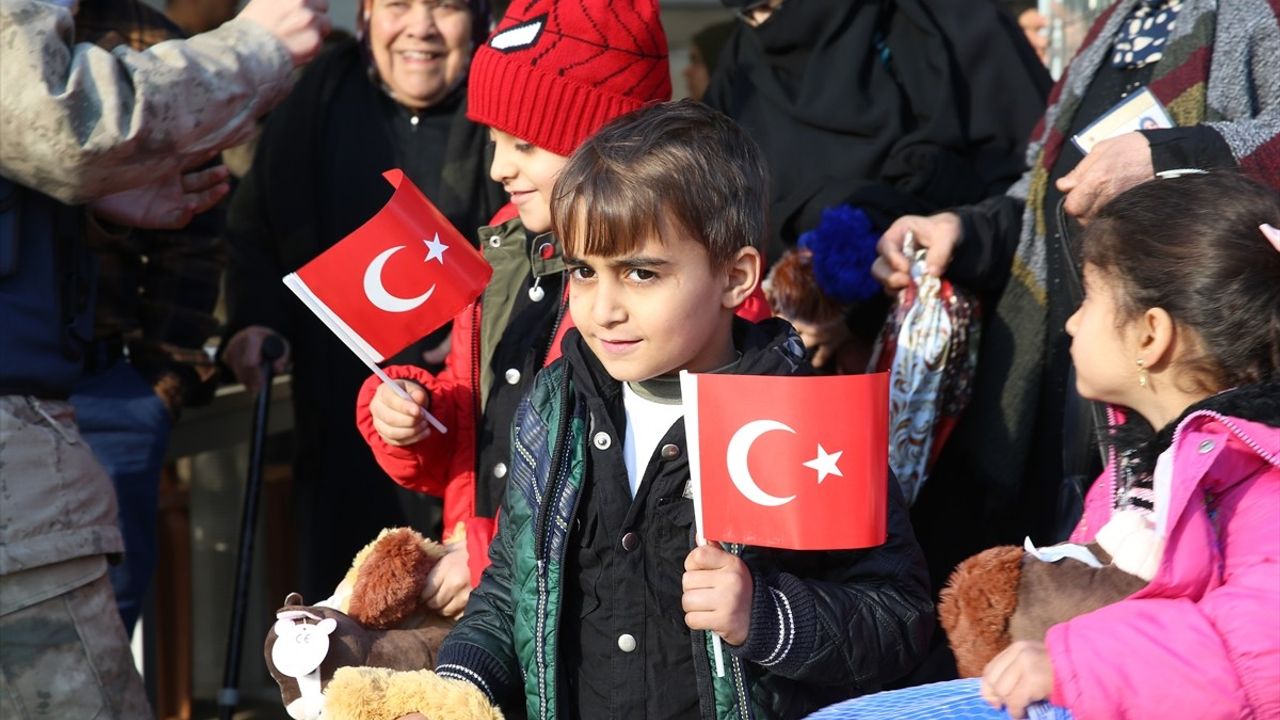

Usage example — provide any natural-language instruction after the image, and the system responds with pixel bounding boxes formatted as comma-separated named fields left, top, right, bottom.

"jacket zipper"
left=1170, top=410, right=1279, bottom=466
left=725, top=543, right=753, bottom=720
left=533, top=370, right=574, bottom=720
left=471, top=299, right=482, bottom=470
left=1103, top=409, right=1279, bottom=518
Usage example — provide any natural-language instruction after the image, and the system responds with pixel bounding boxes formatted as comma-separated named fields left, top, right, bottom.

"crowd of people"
left=0, top=0, right=1276, bottom=719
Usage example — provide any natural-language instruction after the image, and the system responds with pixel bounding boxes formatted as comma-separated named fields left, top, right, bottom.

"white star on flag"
left=802, top=444, right=844, bottom=484
left=424, top=234, right=448, bottom=264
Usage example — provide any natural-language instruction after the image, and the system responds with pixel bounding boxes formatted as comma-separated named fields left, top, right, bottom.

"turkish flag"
left=683, top=372, right=889, bottom=550
left=283, top=170, right=492, bottom=362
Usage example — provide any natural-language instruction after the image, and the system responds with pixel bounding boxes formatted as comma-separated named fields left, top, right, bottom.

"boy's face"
left=488, top=128, right=569, bottom=234
left=566, top=219, right=760, bottom=382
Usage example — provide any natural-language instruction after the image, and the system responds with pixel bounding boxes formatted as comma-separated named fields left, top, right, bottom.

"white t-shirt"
left=621, top=383, right=684, bottom=497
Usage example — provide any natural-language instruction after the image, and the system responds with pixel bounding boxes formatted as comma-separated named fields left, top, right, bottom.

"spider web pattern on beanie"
left=468, top=0, right=671, bottom=157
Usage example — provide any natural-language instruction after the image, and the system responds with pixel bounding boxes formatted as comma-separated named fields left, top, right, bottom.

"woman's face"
left=367, top=0, right=473, bottom=110
left=683, top=46, right=711, bottom=101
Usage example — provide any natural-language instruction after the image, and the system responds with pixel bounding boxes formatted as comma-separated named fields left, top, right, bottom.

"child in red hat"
left=356, top=0, right=767, bottom=619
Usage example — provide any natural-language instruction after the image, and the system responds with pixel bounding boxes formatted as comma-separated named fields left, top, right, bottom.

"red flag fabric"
left=284, top=170, right=492, bottom=362
left=684, top=372, right=889, bottom=550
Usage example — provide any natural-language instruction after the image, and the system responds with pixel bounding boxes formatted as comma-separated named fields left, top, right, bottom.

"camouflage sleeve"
left=0, top=0, right=294, bottom=205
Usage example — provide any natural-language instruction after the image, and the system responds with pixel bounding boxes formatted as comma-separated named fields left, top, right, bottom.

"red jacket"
left=357, top=207, right=773, bottom=584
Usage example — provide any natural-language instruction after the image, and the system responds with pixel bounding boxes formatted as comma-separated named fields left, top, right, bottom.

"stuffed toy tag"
left=1023, top=537, right=1103, bottom=568
left=272, top=615, right=337, bottom=678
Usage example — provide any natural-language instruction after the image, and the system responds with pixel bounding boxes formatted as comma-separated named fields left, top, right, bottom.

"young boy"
left=352, top=101, right=933, bottom=719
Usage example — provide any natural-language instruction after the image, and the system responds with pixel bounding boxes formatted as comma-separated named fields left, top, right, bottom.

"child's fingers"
left=374, top=380, right=429, bottom=416
left=982, top=653, right=1020, bottom=712
left=371, top=418, right=429, bottom=446
left=978, top=678, right=1002, bottom=708
left=370, top=407, right=425, bottom=436
left=683, top=543, right=731, bottom=571
left=681, top=586, right=722, bottom=614
left=440, top=589, right=469, bottom=618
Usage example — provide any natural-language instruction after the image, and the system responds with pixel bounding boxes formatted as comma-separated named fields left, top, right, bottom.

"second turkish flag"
left=682, top=372, right=890, bottom=551
left=284, top=169, right=492, bottom=363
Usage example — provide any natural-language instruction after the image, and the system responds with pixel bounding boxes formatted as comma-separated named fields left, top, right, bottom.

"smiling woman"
left=366, top=0, right=473, bottom=110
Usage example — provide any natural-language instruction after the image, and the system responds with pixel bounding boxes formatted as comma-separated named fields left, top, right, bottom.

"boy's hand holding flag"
left=283, top=170, right=492, bottom=433
left=679, top=371, right=890, bottom=676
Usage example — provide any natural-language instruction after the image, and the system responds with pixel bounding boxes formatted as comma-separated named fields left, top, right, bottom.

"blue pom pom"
left=796, top=205, right=882, bottom=304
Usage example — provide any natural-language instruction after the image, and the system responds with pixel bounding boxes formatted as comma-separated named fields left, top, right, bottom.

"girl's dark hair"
left=1081, top=173, right=1280, bottom=391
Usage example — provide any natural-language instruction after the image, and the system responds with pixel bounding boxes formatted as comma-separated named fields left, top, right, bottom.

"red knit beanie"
left=467, top=0, right=672, bottom=157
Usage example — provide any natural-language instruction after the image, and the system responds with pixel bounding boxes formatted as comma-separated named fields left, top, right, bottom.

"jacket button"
left=621, top=532, right=639, bottom=551
left=617, top=633, right=637, bottom=653
left=659, top=443, right=680, bottom=460
left=1198, top=440, right=1215, bottom=454
left=505, top=368, right=521, bottom=385
left=492, top=462, right=508, bottom=479
left=593, top=432, right=612, bottom=450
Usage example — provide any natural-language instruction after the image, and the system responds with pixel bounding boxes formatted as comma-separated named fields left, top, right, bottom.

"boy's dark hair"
left=1082, top=172, right=1280, bottom=391
left=550, top=99, right=768, bottom=267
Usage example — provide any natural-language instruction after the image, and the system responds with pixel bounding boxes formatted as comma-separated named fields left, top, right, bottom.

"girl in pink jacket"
left=809, top=172, right=1280, bottom=720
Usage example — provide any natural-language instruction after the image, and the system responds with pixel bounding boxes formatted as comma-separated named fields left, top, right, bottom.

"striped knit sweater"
left=963, top=0, right=1280, bottom=521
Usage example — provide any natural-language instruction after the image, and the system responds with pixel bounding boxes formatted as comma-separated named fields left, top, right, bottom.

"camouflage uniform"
left=0, top=2, right=298, bottom=716
left=0, top=0, right=294, bottom=205
left=0, top=397, right=149, bottom=717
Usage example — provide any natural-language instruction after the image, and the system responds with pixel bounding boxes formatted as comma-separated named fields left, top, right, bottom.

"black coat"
left=704, top=0, right=1050, bottom=258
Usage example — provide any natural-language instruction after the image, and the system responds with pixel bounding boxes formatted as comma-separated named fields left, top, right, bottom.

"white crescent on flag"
left=363, top=244, right=436, bottom=313
left=726, top=420, right=797, bottom=507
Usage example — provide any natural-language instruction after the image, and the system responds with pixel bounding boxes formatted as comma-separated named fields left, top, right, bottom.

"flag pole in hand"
left=679, top=370, right=726, bottom=678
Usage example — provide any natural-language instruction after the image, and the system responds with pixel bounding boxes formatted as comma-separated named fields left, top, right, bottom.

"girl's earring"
left=1136, top=358, right=1149, bottom=388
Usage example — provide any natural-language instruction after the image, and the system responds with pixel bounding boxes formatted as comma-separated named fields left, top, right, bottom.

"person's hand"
left=89, top=164, right=230, bottom=230
left=1057, top=132, right=1154, bottom=223
left=980, top=641, right=1055, bottom=719
left=682, top=544, right=753, bottom=646
left=221, top=325, right=291, bottom=395
left=369, top=380, right=433, bottom=446
left=790, top=315, right=852, bottom=371
left=238, top=0, right=331, bottom=66
left=871, top=212, right=962, bottom=295
left=1018, top=8, right=1049, bottom=64
left=424, top=542, right=471, bottom=618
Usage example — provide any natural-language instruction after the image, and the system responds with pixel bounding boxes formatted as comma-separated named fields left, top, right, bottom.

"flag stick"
left=680, top=370, right=726, bottom=678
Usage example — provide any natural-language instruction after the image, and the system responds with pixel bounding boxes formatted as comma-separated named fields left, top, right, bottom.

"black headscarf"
left=705, top=0, right=1050, bottom=259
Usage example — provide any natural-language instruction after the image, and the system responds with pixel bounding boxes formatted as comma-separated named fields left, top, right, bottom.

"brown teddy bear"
left=263, top=527, right=476, bottom=720
left=938, top=511, right=1161, bottom=677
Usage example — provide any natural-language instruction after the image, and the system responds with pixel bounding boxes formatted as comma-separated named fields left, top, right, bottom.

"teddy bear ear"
left=274, top=618, right=298, bottom=638
left=316, top=618, right=338, bottom=636
left=284, top=592, right=304, bottom=607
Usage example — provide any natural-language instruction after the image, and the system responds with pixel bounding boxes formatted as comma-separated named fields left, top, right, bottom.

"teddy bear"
left=263, top=526, right=478, bottom=720
left=938, top=510, right=1162, bottom=677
